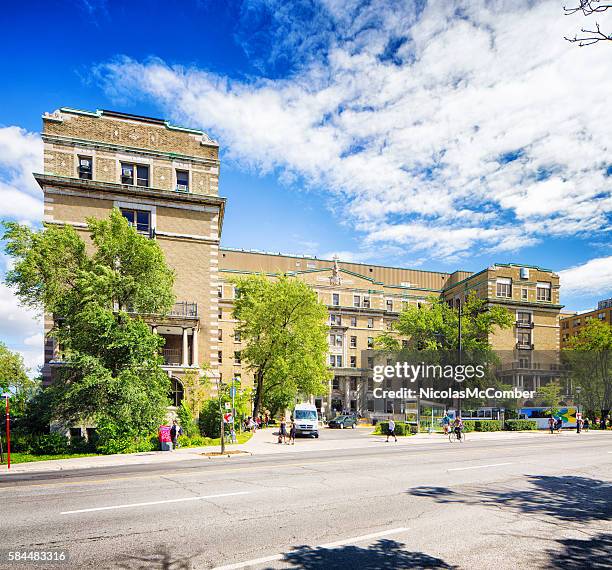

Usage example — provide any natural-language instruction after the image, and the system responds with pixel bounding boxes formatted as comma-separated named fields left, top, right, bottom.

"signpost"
left=3, top=393, right=11, bottom=470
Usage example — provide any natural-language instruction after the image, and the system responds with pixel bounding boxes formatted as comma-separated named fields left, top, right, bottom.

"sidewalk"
left=1, top=427, right=607, bottom=475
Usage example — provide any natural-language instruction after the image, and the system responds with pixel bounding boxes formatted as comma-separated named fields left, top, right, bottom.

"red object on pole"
left=5, top=395, right=10, bottom=470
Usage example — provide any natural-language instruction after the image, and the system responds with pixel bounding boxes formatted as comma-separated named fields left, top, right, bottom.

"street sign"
left=224, top=402, right=231, bottom=410
left=223, top=413, right=233, bottom=424
left=229, top=387, right=236, bottom=398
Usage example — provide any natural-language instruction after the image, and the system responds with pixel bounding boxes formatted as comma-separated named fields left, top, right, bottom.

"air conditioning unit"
left=176, top=184, right=189, bottom=192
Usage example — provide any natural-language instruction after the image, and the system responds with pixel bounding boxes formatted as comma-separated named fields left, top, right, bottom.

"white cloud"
left=559, top=256, right=612, bottom=297
left=0, top=126, right=43, bottom=222
left=97, top=0, right=611, bottom=260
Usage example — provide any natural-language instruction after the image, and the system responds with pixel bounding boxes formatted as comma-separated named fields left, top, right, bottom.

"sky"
left=0, top=0, right=611, bottom=374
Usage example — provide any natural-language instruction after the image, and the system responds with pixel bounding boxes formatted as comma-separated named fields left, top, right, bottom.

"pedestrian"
left=264, top=413, right=269, bottom=427
left=601, top=416, right=607, bottom=431
left=289, top=421, right=296, bottom=445
left=278, top=417, right=287, bottom=444
left=170, top=419, right=183, bottom=450
left=548, top=416, right=555, bottom=434
left=442, top=413, right=451, bottom=435
left=583, top=418, right=590, bottom=432
left=230, top=427, right=237, bottom=443
left=555, top=418, right=563, bottom=432
left=386, top=419, right=397, bottom=442
left=577, top=417, right=583, bottom=433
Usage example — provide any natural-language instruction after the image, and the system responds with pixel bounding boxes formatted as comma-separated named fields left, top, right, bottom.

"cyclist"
left=453, top=417, right=464, bottom=441
left=441, top=413, right=451, bottom=435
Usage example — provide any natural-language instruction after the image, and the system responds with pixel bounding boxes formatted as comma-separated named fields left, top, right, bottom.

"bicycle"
left=449, top=428, right=465, bottom=443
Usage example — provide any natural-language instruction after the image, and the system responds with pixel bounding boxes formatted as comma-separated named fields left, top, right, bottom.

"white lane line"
left=212, top=527, right=410, bottom=570
left=448, top=462, right=512, bottom=472
left=60, top=491, right=250, bottom=515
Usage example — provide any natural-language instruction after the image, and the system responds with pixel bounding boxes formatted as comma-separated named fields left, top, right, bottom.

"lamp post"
left=575, top=386, right=582, bottom=433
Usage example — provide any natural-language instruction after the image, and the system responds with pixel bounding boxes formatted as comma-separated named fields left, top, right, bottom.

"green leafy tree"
left=0, top=342, right=38, bottom=417
left=230, top=274, right=331, bottom=418
left=564, top=319, right=612, bottom=418
left=3, top=210, right=176, bottom=452
left=536, top=381, right=563, bottom=417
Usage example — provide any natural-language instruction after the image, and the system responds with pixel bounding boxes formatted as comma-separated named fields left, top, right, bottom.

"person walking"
left=386, top=419, right=397, bottom=442
left=278, top=417, right=287, bottom=444
left=289, top=421, right=296, bottom=445
left=442, top=413, right=451, bottom=435
left=170, top=420, right=183, bottom=450
left=548, top=416, right=555, bottom=435
left=584, top=417, right=590, bottom=432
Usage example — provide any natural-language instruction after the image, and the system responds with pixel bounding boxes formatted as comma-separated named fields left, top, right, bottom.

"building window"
left=521, top=288, right=528, bottom=300
left=121, top=163, right=149, bottom=187
left=402, top=339, right=408, bottom=348
left=176, top=170, right=189, bottom=192
left=518, top=332, right=531, bottom=347
left=536, top=282, right=551, bottom=301
left=350, top=316, right=357, bottom=327
left=234, top=351, right=241, bottom=365
left=363, top=296, right=370, bottom=308
left=218, top=329, right=223, bottom=341
left=120, top=208, right=151, bottom=234
left=234, top=331, right=241, bottom=342
left=78, top=156, right=92, bottom=180
left=599, top=313, right=606, bottom=321
left=386, top=299, right=393, bottom=311
left=350, top=356, right=357, bottom=367
left=332, top=377, right=340, bottom=390
left=367, top=317, right=374, bottom=328
left=218, top=285, right=223, bottom=298
left=350, top=336, right=357, bottom=348
left=517, top=312, right=531, bottom=324
left=496, top=278, right=512, bottom=298
left=367, top=337, right=374, bottom=349
left=332, top=293, right=340, bottom=306
left=169, top=378, right=184, bottom=407
left=337, top=355, right=342, bottom=367
left=218, top=308, right=223, bottom=320
left=330, top=355, right=342, bottom=367
left=367, top=357, right=374, bottom=369
left=368, top=378, right=374, bottom=391
left=353, top=295, right=361, bottom=308
left=330, top=314, right=342, bottom=326
left=218, top=351, right=222, bottom=364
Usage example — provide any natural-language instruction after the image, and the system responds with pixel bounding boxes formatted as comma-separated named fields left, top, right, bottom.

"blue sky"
left=0, top=0, right=611, bottom=371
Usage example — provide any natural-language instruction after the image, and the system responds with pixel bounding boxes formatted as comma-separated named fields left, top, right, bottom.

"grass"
left=1, top=452, right=100, bottom=465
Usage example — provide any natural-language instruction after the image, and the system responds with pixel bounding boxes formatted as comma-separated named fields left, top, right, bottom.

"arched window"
left=170, top=377, right=184, bottom=407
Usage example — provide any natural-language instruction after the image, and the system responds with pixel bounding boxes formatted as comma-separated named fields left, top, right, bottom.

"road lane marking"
left=448, top=462, right=512, bottom=471
left=212, top=527, right=410, bottom=570
left=60, top=491, right=250, bottom=515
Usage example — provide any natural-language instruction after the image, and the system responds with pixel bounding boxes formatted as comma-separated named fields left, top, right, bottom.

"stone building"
left=36, top=107, right=564, bottom=417
left=560, top=298, right=612, bottom=347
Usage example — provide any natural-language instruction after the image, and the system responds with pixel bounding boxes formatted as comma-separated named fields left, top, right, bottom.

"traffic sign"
left=223, top=413, right=233, bottom=424
left=229, top=387, right=236, bottom=398
left=224, top=402, right=231, bottom=410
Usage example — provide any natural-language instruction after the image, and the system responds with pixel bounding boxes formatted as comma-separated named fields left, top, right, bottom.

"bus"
left=518, top=406, right=577, bottom=429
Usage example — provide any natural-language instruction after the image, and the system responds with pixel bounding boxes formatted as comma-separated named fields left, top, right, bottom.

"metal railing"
left=169, top=301, right=198, bottom=318
left=162, top=348, right=182, bottom=366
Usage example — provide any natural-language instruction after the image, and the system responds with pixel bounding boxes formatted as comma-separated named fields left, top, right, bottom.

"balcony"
left=162, top=348, right=182, bottom=366
left=516, top=342, right=534, bottom=350
left=516, top=321, right=534, bottom=329
left=169, top=302, right=198, bottom=318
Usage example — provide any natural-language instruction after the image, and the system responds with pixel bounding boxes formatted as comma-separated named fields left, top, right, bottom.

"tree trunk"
left=252, top=369, right=264, bottom=419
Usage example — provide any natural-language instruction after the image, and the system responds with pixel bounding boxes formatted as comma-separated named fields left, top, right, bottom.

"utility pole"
left=3, top=394, right=10, bottom=470
left=217, top=378, right=225, bottom=454
left=458, top=302, right=463, bottom=419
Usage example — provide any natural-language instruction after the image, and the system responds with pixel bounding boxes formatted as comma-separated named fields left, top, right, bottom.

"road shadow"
left=115, top=546, right=194, bottom=569
left=408, top=475, right=612, bottom=522
left=275, top=538, right=456, bottom=569
left=547, top=533, right=612, bottom=569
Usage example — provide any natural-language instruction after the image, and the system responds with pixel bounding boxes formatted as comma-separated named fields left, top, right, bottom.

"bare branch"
left=564, top=0, right=612, bottom=16
left=564, top=2, right=612, bottom=45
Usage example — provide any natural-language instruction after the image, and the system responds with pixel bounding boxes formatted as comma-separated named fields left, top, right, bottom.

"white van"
left=293, top=403, right=319, bottom=438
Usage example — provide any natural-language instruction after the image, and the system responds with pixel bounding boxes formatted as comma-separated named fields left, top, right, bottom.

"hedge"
left=474, top=420, right=502, bottom=432
left=374, top=421, right=417, bottom=436
left=504, top=419, right=538, bottom=431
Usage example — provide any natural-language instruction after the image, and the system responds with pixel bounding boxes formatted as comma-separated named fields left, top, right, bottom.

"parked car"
left=328, top=415, right=357, bottom=429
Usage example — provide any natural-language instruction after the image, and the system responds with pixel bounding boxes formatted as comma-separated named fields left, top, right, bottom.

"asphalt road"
left=0, top=430, right=610, bottom=569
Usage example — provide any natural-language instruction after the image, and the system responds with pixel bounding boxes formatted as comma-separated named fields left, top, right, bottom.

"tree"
left=564, top=319, right=612, bottom=418
left=230, top=274, right=331, bottom=418
left=376, top=294, right=513, bottom=353
left=3, top=210, right=176, bottom=452
left=0, top=342, right=38, bottom=416
left=537, top=381, right=563, bottom=417
left=564, top=1, right=612, bottom=46
left=180, top=368, right=211, bottom=421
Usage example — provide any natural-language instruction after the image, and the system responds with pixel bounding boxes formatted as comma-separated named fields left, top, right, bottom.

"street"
left=0, top=429, right=610, bottom=569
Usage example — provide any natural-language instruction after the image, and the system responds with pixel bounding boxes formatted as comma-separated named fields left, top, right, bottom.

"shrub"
left=374, top=421, right=417, bottom=436
left=70, top=435, right=95, bottom=453
left=462, top=420, right=476, bottom=432
left=199, top=399, right=222, bottom=438
left=504, top=419, right=537, bottom=431
left=177, top=401, right=198, bottom=437
left=474, top=420, right=502, bottom=432
left=30, top=433, right=70, bottom=455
